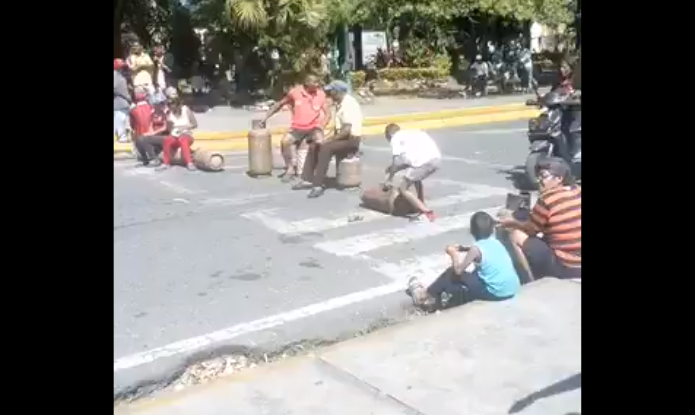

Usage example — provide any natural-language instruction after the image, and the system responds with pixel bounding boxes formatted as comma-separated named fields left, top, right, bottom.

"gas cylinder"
left=336, top=156, right=361, bottom=188
left=360, top=186, right=418, bottom=216
left=247, top=120, right=273, bottom=177
left=193, top=149, right=225, bottom=172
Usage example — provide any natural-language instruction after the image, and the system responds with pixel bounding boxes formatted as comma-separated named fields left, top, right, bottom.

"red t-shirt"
left=130, top=102, right=154, bottom=136
left=286, top=86, right=326, bottom=130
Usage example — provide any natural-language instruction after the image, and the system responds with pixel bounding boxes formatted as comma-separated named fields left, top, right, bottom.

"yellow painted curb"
left=114, top=108, right=536, bottom=155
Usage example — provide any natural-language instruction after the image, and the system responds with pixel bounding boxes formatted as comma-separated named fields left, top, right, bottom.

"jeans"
left=114, top=109, right=129, bottom=142
left=427, top=266, right=512, bottom=309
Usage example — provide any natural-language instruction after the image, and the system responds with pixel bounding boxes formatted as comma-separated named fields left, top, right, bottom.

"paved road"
left=194, top=94, right=534, bottom=132
left=113, top=120, right=529, bottom=396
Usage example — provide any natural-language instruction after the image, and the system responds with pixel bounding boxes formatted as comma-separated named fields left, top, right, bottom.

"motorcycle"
left=524, top=89, right=581, bottom=189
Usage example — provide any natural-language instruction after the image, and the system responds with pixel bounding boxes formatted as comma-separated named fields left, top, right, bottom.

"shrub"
left=349, top=67, right=450, bottom=89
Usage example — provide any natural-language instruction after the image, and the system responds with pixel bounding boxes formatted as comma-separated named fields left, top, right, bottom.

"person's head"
left=475, top=54, right=482, bottom=62
left=536, top=157, right=573, bottom=190
left=134, top=87, right=147, bottom=103
left=303, top=74, right=320, bottom=92
left=167, top=94, right=182, bottom=112
left=469, top=211, right=496, bottom=241
left=384, top=123, right=400, bottom=141
left=324, top=80, right=349, bottom=101
left=559, top=61, right=572, bottom=78
left=153, top=43, right=165, bottom=56
left=130, top=42, right=143, bottom=55
left=113, top=58, right=126, bottom=72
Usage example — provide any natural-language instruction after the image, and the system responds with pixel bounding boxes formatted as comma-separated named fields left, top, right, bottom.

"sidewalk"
left=114, top=279, right=580, bottom=415
left=195, top=94, right=534, bottom=133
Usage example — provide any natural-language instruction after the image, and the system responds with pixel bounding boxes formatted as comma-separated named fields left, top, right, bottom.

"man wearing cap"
left=260, top=74, right=330, bottom=182
left=294, top=80, right=363, bottom=198
left=497, top=157, right=581, bottom=281
left=114, top=59, right=132, bottom=143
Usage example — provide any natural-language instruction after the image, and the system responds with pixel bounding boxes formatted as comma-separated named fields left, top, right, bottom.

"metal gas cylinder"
left=247, top=120, right=273, bottom=177
left=193, top=149, right=225, bottom=172
left=336, top=156, right=362, bottom=188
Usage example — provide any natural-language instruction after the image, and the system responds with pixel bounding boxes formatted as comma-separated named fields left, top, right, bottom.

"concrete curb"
left=114, top=107, right=536, bottom=156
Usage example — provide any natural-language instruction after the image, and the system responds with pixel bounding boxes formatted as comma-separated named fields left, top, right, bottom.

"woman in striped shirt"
left=498, top=157, right=581, bottom=281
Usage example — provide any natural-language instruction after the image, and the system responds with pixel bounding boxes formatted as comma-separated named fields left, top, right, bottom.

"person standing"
left=383, top=124, right=442, bottom=222
left=294, top=80, right=363, bottom=198
left=114, top=59, right=132, bottom=143
left=126, top=42, right=155, bottom=98
left=260, top=74, right=330, bottom=182
left=153, top=43, right=176, bottom=93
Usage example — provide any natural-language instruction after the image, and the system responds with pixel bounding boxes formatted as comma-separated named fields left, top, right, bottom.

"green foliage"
left=350, top=67, right=450, bottom=88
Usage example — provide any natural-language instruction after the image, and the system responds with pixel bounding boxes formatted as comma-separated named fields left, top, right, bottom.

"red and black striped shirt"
left=530, top=185, right=581, bottom=268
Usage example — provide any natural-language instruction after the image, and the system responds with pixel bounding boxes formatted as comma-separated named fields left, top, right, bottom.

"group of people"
left=408, top=156, right=581, bottom=310
left=114, top=53, right=199, bottom=170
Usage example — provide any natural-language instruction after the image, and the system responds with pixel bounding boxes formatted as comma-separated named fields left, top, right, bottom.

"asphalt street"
left=113, top=119, right=530, bottom=397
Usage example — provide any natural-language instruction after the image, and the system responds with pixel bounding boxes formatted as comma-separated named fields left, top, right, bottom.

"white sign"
left=361, top=31, right=387, bottom=64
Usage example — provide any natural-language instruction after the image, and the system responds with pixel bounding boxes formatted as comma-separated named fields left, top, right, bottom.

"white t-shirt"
left=335, top=94, right=363, bottom=136
left=390, top=129, right=441, bottom=167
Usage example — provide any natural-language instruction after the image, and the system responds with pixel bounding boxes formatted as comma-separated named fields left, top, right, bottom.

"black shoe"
left=307, top=187, right=325, bottom=198
left=292, top=181, right=312, bottom=190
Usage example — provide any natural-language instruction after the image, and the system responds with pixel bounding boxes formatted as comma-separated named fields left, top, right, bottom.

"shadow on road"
left=508, top=372, right=581, bottom=414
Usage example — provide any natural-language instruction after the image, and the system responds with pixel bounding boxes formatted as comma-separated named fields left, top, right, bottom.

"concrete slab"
left=116, top=279, right=580, bottom=415
left=321, top=278, right=581, bottom=415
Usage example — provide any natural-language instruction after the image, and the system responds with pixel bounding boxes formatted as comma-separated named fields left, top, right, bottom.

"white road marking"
left=367, top=252, right=476, bottom=284
left=360, top=145, right=514, bottom=170
left=200, top=193, right=278, bottom=206
left=314, top=207, right=501, bottom=257
left=242, top=184, right=509, bottom=235
left=114, top=281, right=405, bottom=372
left=157, top=180, right=195, bottom=194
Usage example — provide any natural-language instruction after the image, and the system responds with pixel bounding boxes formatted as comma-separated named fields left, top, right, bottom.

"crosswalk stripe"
left=367, top=252, right=477, bottom=284
left=314, top=207, right=501, bottom=257
left=241, top=183, right=509, bottom=235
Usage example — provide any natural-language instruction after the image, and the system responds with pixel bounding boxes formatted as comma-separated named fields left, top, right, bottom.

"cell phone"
left=457, top=245, right=470, bottom=252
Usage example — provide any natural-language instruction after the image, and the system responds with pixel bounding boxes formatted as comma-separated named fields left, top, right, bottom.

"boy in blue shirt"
left=407, top=211, right=521, bottom=310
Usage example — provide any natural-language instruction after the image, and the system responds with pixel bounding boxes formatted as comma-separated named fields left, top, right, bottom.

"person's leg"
left=398, top=159, right=440, bottom=221
left=157, top=136, right=177, bottom=170
left=114, top=110, right=129, bottom=143
left=280, top=131, right=302, bottom=181
left=307, top=138, right=360, bottom=198
left=296, top=142, right=318, bottom=189
left=507, top=229, right=537, bottom=283
left=408, top=267, right=467, bottom=310
left=513, top=234, right=567, bottom=281
left=133, top=135, right=152, bottom=165
left=178, top=135, right=196, bottom=170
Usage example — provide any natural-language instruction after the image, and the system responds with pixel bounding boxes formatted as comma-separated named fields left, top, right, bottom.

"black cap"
left=537, top=157, right=571, bottom=179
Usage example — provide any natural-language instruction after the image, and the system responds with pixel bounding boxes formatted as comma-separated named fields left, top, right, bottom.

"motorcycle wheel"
left=524, top=151, right=544, bottom=190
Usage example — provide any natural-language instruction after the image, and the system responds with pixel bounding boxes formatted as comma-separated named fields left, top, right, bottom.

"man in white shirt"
left=295, top=80, right=363, bottom=198
left=384, top=123, right=442, bottom=222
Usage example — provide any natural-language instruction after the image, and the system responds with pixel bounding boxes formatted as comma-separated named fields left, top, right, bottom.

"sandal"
left=405, top=276, right=425, bottom=305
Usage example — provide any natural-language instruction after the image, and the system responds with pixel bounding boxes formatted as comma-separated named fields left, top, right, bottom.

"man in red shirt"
left=261, top=74, right=330, bottom=182
left=131, top=92, right=168, bottom=166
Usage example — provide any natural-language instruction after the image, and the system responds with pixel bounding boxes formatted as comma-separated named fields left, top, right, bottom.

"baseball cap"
left=324, top=80, right=349, bottom=92
left=114, top=59, right=126, bottom=70
left=537, top=157, right=570, bottom=178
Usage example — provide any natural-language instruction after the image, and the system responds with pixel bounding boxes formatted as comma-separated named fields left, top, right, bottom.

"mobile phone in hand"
left=457, top=245, right=470, bottom=252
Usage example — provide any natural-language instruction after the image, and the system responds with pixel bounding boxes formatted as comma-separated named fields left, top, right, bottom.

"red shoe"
left=424, top=211, right=436, bottom=222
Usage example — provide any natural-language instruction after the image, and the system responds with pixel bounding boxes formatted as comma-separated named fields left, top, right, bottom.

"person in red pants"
left=157, top=93, right=198, bottom=171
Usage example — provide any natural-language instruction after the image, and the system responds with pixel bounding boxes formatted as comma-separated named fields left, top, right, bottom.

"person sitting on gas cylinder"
left=156, top=93, right=198, bottom=171
left=406, top=211, right=520, bottom=311
left=260, top=74, right=330, bottom=183
left=133, top=95, right=168, bottom=167
left=292, top=80, right=363, bottom=198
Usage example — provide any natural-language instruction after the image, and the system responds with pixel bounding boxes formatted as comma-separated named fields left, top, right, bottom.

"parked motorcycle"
left=524, top=90, right=581, bottom=189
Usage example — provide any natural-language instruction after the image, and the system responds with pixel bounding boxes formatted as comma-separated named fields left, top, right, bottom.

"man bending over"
left=384, top=124, right=442, bottom=222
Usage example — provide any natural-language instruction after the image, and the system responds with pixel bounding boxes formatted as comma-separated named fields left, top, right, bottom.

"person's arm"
left=186, top=107, right=198, bottom=130
left=499, top=199, right=546, bottom=235
left=321, top=98, right=332, bottom=129
left=447, top=245, right=482, bottom=277
left=261, top=94, right=291, bottom=124
left=160, top=54, right=174, bottom=73
left=140, top=54, right=155, bottom=71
